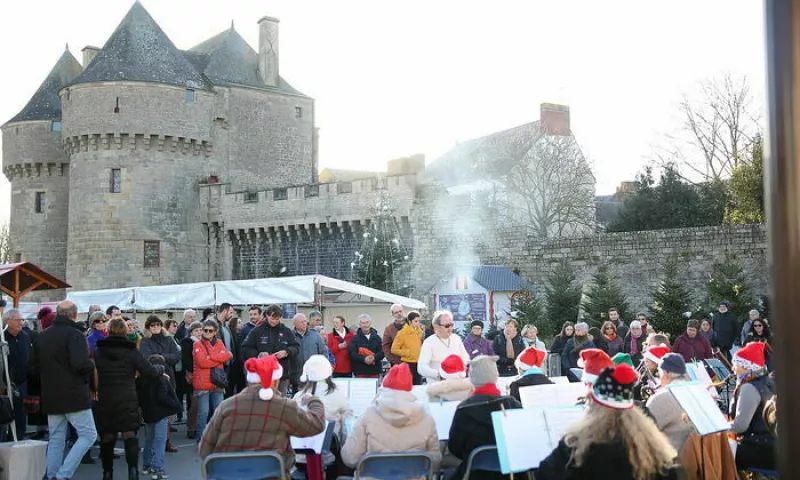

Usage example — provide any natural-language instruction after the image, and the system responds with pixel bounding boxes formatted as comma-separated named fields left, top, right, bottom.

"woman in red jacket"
left=192, top=320, right=232, bottom=441
left=671, top=319, right=713, bottom=363
left=328, top=315, right=355, bottom=378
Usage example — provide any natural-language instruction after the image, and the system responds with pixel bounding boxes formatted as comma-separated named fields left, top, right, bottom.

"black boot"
left=123, top=437, right=139, bottom=480
left=99, top=439, right=116, bottom=477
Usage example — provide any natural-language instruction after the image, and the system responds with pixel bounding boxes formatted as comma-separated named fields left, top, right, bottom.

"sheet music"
left=668, top=383, right=729, bottom=436
left=550, top=376, right=569, bottom=384
left=290, top=407, right=326, bottom=453
left=332, top=378, right=350, bottom=394
left=685, top=363, right=719, bottom=399
left=518, top=383, right=586, bottom=409
left=348, top=379, right=378, bottom=417
left=705, top=358, right=731, bottom=379
left=426, top=401, right=460, bottom=440
left=491, top=406, right=584, bottom=474
left=496, top=376, right=516, bottom=395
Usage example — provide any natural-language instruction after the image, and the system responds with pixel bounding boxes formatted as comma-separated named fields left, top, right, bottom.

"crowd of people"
left=0, top=298, right=777, bottom=480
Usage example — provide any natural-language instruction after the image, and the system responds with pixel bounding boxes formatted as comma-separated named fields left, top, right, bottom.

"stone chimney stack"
left=540, top=103, right=570, bottom=135
left=81, top=46, right=101, bottom=68
left=257, top=16, right=280, bottom=87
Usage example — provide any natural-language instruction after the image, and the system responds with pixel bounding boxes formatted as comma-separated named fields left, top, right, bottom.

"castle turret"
left=257, top=16, right=280, bottom=87
left=62, top=2, right=215, bottom=290
left=1, top=48, right=82, bottom=299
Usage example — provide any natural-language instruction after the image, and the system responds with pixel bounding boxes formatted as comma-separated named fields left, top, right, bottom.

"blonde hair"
left=521, top=324, right=537, bottom=337
left=562, top=399, right=677, bottom=480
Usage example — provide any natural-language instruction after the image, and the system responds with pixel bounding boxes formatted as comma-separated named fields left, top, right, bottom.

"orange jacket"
left=192, top=338, right=232, bottom=392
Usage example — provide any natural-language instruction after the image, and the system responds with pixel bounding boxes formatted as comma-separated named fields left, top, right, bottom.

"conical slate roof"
left=69, top=1, right=210, bottom=90
left=187, top=27, right=307, bottom=96
left=6, top=49, right=82, bottom=124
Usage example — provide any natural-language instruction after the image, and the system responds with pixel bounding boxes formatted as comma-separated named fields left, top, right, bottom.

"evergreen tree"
left=650, top=257, right=694, bottom=339
left=705, top=254, right=754, bottom=324
left=583, top=265, right=631, bottom=327
left=544, top=261, right=582, bottom=334
left=510, top=289, right=547, bottom=335
left=725, top=136, right=765, bottom=224
left=351, top=191, right=412, bottom=296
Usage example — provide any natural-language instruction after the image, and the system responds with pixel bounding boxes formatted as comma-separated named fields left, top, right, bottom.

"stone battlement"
left=2, top=162, right=69, bottom=181
left=62, top=133, right=213, bottom=156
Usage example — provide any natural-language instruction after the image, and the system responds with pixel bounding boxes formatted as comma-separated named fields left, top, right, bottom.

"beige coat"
left=341, top=388, right=441, bottom=474
left=425, top=377, right=473, bottom=403
left=645, top=385, right=693, bottom=452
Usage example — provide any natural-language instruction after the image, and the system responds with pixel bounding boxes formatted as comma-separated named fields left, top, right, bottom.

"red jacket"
left=193, top=338, right=233, bottom=391
left=672, top=333, right=713, bottom=363
left=328, top=328, right=355, bottom=374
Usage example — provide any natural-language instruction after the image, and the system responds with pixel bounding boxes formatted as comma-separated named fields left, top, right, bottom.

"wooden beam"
left=19, top=265, right=60, bottom=289
left=17, top=280, right=46, bottom=301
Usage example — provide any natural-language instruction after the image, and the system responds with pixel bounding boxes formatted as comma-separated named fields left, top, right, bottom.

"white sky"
left=0, top=0, right=766, bottom=225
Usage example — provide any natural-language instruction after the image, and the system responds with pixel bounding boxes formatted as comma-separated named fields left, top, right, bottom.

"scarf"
left=126, top=332, right=139, bottom=344
left=472, top=383, right=502, bottom=396
left=604, top=333, right=617, bottom=342
left=572, top=334, right=590, bottom=353
left=505, top=335, right=516, bottom=359
left=630, top=334, right=641, bottom=356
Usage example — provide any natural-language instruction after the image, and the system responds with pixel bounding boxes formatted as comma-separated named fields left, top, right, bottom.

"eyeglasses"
left=203, top=328, right=216, bottom=333
left=440, top=323, right=454, bottom=329
left=94, top=320, right=107, bottom=324
left=754, top=324, right=764, bottom=328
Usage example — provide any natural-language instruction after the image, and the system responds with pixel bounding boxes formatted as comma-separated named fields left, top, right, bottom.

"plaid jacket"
left=198, top=386, right=326, bottom=471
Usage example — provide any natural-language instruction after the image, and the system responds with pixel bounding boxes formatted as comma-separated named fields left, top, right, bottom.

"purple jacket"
left=463, top=334, right=493, bottom=359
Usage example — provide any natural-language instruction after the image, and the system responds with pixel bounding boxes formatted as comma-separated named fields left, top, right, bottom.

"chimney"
left=540, top=103, right=570, bottom=135
left=81, top=46, right=101, bottom=68
left=257, top=16, right=280, bottom=87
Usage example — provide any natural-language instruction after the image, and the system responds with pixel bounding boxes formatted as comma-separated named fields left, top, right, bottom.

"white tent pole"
left=1, top=324, right=18, bottom=442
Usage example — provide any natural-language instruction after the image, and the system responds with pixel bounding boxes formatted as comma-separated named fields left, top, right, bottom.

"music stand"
left=705, top=358, right=733, bottom=411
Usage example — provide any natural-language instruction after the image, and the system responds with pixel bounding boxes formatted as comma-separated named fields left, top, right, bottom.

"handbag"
left=200, top=342, right=229, bottom=389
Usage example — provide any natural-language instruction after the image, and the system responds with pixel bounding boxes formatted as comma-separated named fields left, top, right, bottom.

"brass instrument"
left=636, top=359, right=660, bottom=401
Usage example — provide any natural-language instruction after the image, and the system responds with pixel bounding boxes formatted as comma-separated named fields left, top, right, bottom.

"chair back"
left=354, top=452, right=435, bottom=480
left=463, top=446, right=501, bottom=480
left=203, top=451, right=285, bottom=480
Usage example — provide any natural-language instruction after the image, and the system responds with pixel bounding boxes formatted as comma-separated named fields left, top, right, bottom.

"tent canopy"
left=66, top=275, right=425, bottom=312
left=0, top=262, right=70, bottom=307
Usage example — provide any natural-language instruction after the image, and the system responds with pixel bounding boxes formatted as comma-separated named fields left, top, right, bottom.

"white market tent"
left=65, top=275, right=425, bottom=313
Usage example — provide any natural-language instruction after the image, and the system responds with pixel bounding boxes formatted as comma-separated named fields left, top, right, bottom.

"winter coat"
left=536, top=437, right=680, bottom=480
left=448, top=392, right=522, bottom=480
left=382, top=321, right=405, bottom=365
left=522, top=337, right=547, bottom=350
left=348, top=328, right=385, bottom=376
left=181, top=336, right=196, bottom=374
left=623, top=333, right=647, bottom=366
left=290, top=329, right=328, bottom=379
left=136, top=372, right=182, bottom=423
left=550, top=334, right=572, bottom=357
left=341, top=388, right=441, bottom=471
left=671, top=334, right=713, bottom=363
left=646, top=384, right=693, bottom=452
left=4, top=329, right=30, bottom=386
left=86, top=328, right=106, bottom=357
left=712, top=310, right=738, bottom=349
left=426, top=377, right=473, bottom=403
left=198, top=386, right=327, bottom=474
left=391, top=324, right=424, bottom=363
left=604, top=335, right=625, bottom=356
left=700, top=329, right=720, bottom=350
left=28, top=316, right=96, bottom=415
left=493, top=334, right=526, bottom=377
left=293, top=381, right=353, bottom=441
left=240, top=321, right=300, bottom=380
left=94, top=335, right=165, bottom=433
left=561, top=337, right=596, bottom=371
left=238, top=320, right=259, bottom=345
left=193, top=337, right=233, bottom=391
left=463, top=334, right=494, bottom=359
left=139, top=332, right=181, bottom=384
left=328, top=328, right=355, bottom=374
left=175, top=322, right=188, bottom=342
left=616, top=321, right=629, bottom=341
left=509, top=369, right=554, bottom=404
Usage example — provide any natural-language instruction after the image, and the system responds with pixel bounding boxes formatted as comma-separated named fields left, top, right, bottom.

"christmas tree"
left=510, top=288, right=547, bottom=335
left=544, top=261, right=582, bottom=334
left=650, top=257, right=694, bottom=338
left=582, top=265, right=631, bottom=327
left=351, top=190, right=412, bottom=296
left=705, top=253, right=754, bottom=325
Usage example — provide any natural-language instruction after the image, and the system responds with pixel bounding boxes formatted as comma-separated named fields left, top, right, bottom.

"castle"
left=2, top=2, right=592, bottom=301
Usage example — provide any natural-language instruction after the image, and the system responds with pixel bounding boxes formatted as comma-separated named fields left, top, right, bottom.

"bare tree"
left=661, top=73, right=761, bottom=181
left=0, top=223, right=10, bottom=264
left=486, top=124, right=596, bottom=238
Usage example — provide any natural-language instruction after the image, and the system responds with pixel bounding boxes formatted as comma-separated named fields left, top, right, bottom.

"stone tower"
left=1, top=48, right=82, bottom=298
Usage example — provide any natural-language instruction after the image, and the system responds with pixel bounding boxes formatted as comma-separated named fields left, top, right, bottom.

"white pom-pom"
left=300, top=374, right=308, bottom=383
left=259, top=388, right=273, bottom=400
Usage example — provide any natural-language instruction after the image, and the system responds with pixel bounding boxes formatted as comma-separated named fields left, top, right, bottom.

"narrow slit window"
left=186, top=89, right=195, bottom=102
left=50, top=121, right=62, bottom=132
left=295, top=106, right=303, bottom=118
left=110, top=168, right=121, bottom=193
left=13, top=253, right=21, bottom=263
left=35, top=192, right=46, bottom=213
left=113, top=97, right=120, bottom=113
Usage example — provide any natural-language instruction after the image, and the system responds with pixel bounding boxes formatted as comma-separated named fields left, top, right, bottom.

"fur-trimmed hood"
left=425, top=377, right=473, bottom=403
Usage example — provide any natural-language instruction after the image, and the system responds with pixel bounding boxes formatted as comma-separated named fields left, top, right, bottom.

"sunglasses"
left=203, top=328, right=216, bottom=333
left=754, top=324, right=764, bottom=328
left=440, top=323, right=454, bottom=329
left=94, top=320, right=107, bottom=324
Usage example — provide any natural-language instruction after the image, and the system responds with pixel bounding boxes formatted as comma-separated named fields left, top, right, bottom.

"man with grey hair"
left=290, top=313, right=328, bottom=390
left=176, top=308, right=196, bottom=341
left=561, top=321, right=596, bottom=382
left=382, top=303, right=406, bottom=366
left=29, top=300, right=97, bottom=480
left=349, top=314, right=384, bottom=378
left=417, top=310, right=470, bottom=384
left=2, top=308, right=30, bottom=441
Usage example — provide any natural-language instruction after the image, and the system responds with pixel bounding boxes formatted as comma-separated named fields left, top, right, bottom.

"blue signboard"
left=438, top=294, right=487, bottom=323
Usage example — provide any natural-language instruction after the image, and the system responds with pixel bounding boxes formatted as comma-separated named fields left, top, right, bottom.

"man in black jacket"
left=712, top=301, right=737, bottom=360
left=348, top=314, right=384, bottom=378
left=29, top=300, right=98, bottom=480
left=240, top=304, right=300, bottom=396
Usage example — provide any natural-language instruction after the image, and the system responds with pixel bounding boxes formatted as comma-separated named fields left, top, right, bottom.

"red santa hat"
left=578, top=348, right=613, bottom=384
left=644, top=345, right=670, bottom=365
left=515, top=347, right=547, bottom=371
left=733, top=342, right=767, bottom=371
left=439, top=354, right=467, bottom=380
left=244, top=355, right=284, bottom=400
left=382, top=363, right=413, bottom=392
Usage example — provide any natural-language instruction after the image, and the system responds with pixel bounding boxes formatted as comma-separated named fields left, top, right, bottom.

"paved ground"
left=72, top=422, right=203, bottom=480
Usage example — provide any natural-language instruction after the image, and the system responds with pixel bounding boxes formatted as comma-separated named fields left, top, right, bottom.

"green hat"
left=611, top=353, right=634, bottom=367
